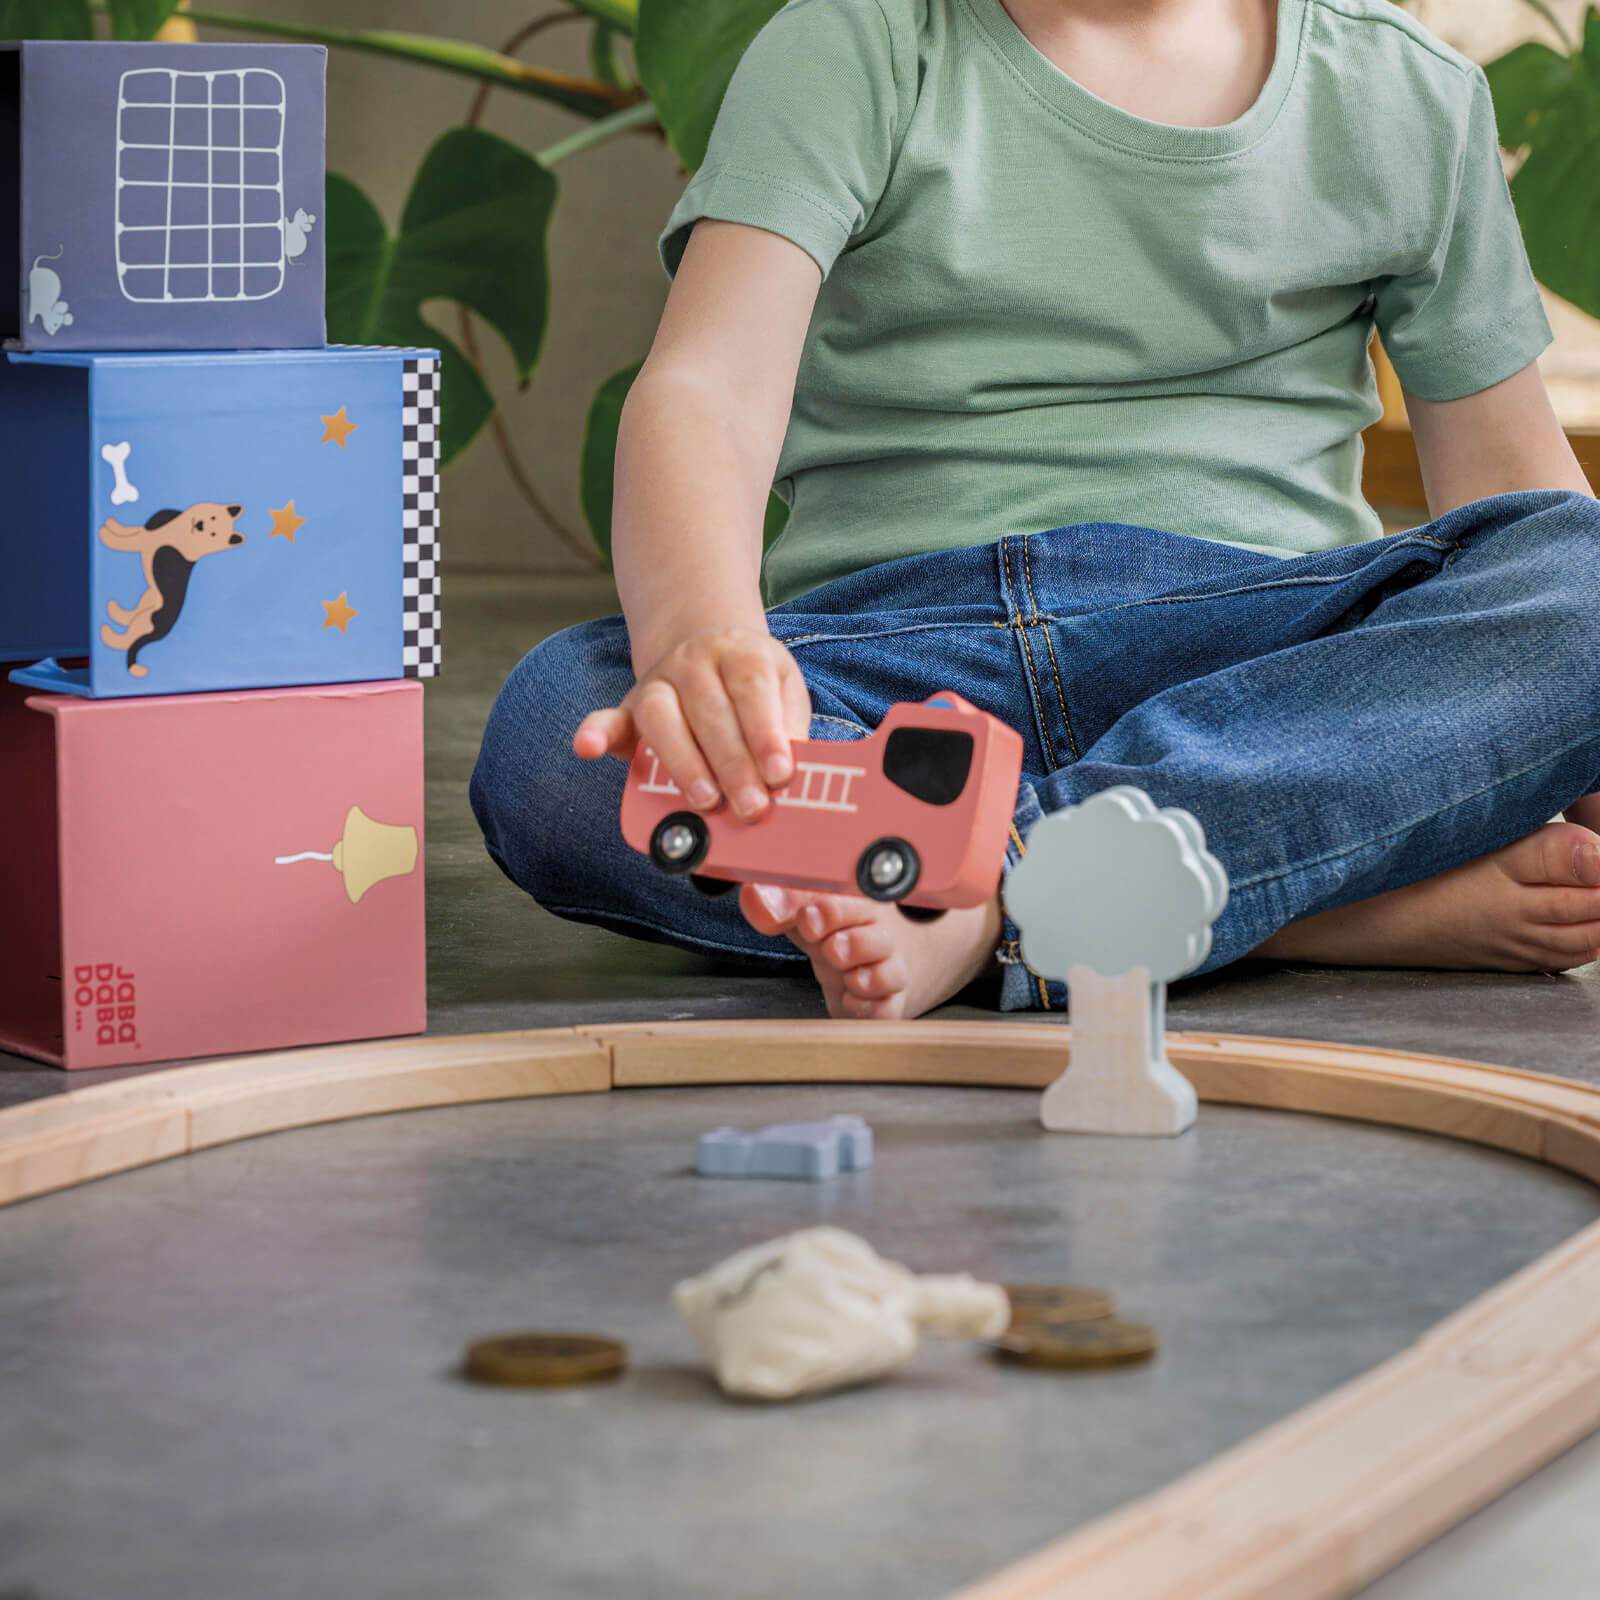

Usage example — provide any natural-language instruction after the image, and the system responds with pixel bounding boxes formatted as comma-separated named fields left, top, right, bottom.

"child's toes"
left=1526, top=919, right=1600, bottom=970
left=1503, top=822, right=1600, bottom=887
left=817, top=921, right=895, bottom=973
left=844, top=954, right=909, bottom=1000
left=797, top=893, right=878, bottom=944
left=738, top=883, right=801, bottom=937
left=1527, top=883, right=1600, bottom=925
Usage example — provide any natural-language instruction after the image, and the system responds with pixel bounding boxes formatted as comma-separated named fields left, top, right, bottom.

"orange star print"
left=320, top=406, right=358, bottom=448
left=321, top=592, right=359, bottom=634
left=269, top=502, right=306, bottom=543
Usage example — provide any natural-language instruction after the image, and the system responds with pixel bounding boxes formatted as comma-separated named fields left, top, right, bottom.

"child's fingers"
left=719, top=651, right=795, bottom=787
left=629, top=679, right=721, bottom=809
left=572, top=706, right=637, bottom=761
left=778, top=652, right=813, bottom=741
left=675, top=668, right=773, bottom=820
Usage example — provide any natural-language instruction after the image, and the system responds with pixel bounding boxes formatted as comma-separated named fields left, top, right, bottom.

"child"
left=472, top=0, right=1600, bottom=1020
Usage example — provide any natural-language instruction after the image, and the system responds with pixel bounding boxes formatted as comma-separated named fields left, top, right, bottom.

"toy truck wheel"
left=897, top=903, right=947, bottom=923
left=856, top=838, right=920, bottom=902
left=690, top=874, right=738, bottom=898
left=650, top=811, right=711, bottom=876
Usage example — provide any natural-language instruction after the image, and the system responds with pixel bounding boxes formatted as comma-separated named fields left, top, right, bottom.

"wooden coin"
left=1002, top=1284, right=1116, bottom=1327
left=992, top=1317, right=1158, bottom=1370
left=463, top=1333, right=627, bottom=1388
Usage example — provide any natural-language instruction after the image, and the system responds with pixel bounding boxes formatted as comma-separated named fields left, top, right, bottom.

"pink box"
left=0, top=678, right=425, bottom=1068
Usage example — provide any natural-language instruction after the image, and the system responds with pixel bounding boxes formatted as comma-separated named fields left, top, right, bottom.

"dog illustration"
left=99, top=504, right=245, bottom=677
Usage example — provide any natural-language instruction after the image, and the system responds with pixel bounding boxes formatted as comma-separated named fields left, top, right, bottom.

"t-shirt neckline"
left=960, top=0, right=1307, bottom=158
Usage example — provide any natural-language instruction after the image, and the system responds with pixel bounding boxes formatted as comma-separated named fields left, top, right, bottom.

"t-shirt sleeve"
left=1372, top=66, right=1552, bottom=401
left=658, top=0, right=907, bottom=282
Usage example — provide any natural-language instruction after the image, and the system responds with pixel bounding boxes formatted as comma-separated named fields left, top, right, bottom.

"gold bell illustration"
left=275, top=806, right=419, bottom=904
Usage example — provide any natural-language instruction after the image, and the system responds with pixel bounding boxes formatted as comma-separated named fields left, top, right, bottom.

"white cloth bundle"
left=673, top=1226, right=1010, bottom=1400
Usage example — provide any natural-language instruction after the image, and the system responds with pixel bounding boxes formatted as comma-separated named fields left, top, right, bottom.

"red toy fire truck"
left=621, top=693, right=1024, bottom=919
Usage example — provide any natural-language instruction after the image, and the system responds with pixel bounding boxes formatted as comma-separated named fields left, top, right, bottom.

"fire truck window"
left=882, top=728, right=973, bottom=806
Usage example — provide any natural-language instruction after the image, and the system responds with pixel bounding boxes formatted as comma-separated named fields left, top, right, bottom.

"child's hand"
left=573, top=626, right=811, bottom=820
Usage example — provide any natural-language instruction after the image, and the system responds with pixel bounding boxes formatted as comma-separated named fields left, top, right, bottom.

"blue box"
left=1, top=41, right=325, bottom=353
left=2, top=345, right=441, bottom=697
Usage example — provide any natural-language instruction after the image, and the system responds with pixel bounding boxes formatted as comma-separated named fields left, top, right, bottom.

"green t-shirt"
left=659, top=0, right=1553, bottom=607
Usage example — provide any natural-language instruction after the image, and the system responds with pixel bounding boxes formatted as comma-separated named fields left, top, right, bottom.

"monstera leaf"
left=1486, top=8, right=1600, bottom=320
left=106, top=0, right=181, bottom=37
left=579, top=361, right=643, bottom=564
left=634, top=0, right=786, bottom=170
left=326, top=127, right=556, bottom=464
left=580, top=359, right=789, bottom=565
left=0, top=0, right=179, bottom=37
left=0, top=0, right=90, bottom=36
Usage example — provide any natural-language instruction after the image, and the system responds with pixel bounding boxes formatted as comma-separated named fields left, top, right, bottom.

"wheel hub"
left=659, top=824, right=698, bottom=862
left=869, top=849, right=906, bottom=887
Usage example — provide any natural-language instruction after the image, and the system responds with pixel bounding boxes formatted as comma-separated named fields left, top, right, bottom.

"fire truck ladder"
left=774, top=761, right=866, bottom=814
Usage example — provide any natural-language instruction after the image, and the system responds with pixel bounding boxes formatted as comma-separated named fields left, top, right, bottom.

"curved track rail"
left=4, top=1019, right=1599, bottom=1599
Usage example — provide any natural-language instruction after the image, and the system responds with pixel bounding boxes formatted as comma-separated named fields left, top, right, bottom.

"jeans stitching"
left=812, top=713, right=869, bottom=736
left=1024, top=534, right=1082, bottom=763
left=1005, top=538, right=1058, bottom=770
left=1230, top=733, right=1600, bottom=893
left=1014, top=531, right=1462, bottom=623
left=782, top=622, right=1002, bottom=648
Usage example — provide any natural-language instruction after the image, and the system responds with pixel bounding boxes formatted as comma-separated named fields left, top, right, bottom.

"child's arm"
left=573, top=219, right=824, bottom=821
left=1404, top=360, right=1593, bottom=521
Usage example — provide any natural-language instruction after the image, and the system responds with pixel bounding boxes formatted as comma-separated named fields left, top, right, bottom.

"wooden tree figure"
left=1003, top=786, right=1228, bottom=1137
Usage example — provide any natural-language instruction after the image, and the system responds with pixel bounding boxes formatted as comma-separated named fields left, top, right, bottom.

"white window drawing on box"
left=114, top=67, right=288, bottom=304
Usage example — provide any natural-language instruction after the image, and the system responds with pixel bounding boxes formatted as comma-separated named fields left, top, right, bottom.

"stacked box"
left=0, top=41, right=435, bottom=1069
left=2, top=41, right=325, bottom=351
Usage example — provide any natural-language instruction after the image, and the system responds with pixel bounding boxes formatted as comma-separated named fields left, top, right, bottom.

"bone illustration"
left=26, top=248, right=73, bottom=336
left=282, top=208, right=316, bottom=263
left=101, top=442, right=139, bottom=506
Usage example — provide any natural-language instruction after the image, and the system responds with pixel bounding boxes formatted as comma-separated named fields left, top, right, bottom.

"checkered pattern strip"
left=401, top=356, right=441, bottom=677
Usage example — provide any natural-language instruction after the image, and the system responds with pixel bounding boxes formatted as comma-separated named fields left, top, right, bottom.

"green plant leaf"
left=634, top=0, right=786, bottom=170
left=1486, top=11, right=1600, bottom=320
left=1485, top=40, right=1574, bottom=146
left=580, top=361, right=643, bottom=564
left=0, top=0, right=91, bottom=38
left=105, top=0, right=179, bottom=39
left=589, top=20, right=629, bottom=90
left=580, top=360, right=790, bottom=565
left=763, top=490, right=789, bottom=548
left=325, top=127, right=556, bottom=465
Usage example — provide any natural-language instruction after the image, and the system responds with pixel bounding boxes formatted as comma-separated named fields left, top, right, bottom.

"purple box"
left=1, top=41, right=325, bottom=352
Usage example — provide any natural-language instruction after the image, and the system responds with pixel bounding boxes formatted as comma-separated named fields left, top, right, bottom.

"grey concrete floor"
left=3, top=570, right=1600, bottom=1596
left=0, top=1086, right=1595, bottom=1600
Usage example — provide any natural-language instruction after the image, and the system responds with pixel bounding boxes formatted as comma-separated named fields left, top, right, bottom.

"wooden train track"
left=4, top=1018, right=1599, bottom=1599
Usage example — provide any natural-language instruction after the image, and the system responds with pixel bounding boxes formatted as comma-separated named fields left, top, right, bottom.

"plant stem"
left=179, top=9, right=638, bottom=118
left=1518, top=0, right=1574, bottom=53
left=465, top=10, right=594, bottom=128
left=538, top=98, right=659, bottom=165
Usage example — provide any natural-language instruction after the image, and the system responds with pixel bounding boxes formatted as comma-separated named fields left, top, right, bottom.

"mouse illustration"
left=99, top=503, right=245, bottom=677
left=282, top=208, right=316, bottom=263
left=27, top=248, right=73, bottom=336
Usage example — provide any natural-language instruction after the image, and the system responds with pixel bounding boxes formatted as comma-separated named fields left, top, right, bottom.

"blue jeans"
left=471, top=491, right=1600, bottom=1011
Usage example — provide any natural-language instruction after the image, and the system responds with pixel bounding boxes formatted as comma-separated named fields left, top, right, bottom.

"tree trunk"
left=1038, top=966, right=1197, bottom=1137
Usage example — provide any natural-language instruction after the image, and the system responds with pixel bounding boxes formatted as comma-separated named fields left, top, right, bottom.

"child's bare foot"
left=740, top=884, right=1004, bottom=1019
left=1255, top=820, right=1600, bottom=971
left=1565, top=792, right=1600, bottom=835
